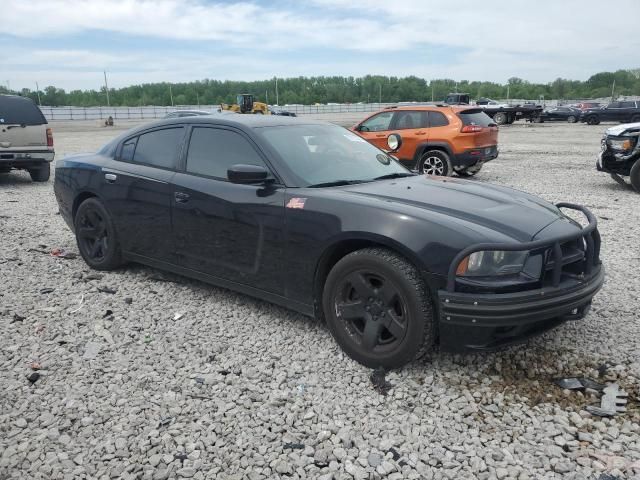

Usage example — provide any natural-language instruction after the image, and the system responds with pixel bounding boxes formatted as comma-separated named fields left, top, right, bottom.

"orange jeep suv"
left=351, top=105, right=498, bottom=176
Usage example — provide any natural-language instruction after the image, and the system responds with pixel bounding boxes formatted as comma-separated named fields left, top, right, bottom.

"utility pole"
left=431, top=86, right=434, bottom=102
left=103, top=71, right=110, bottom=106
left=35, top=82, right=42, bottom=105
left=6, top=80, right=10, bottom=91
left=275, top=77, right=279, bottom=106
left=266, top=90, right=269, bottom=104
left=196, top=92, right=200, bottom=107
left=378, top=83, right=382, bottom=104
left=611, top=79, right=616, bottom=101
left=506, top=84, right=510, bottom=103
left=169, top=84, right=174, bottom=106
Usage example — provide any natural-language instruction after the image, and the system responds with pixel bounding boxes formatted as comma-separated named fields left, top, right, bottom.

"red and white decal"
left=286, top=197, right=307, bottom=209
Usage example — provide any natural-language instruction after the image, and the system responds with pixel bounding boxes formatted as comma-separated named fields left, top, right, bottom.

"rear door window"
left=428, top=111, right=450, bottom=127
left=132, top=127, right=184, bottom=170
left=0, top=96, right=47, bottom=125
left=457, top=110, right=493, bottom=127
left=620, top=101, right=636, bottom=108
left=393, top=111, right=428, bottom=130
left=186, top=127, right=268, bottom=180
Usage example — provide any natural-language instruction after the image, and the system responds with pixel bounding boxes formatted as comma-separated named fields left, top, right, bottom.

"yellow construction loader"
left=220, top=94, right=270, bottom=114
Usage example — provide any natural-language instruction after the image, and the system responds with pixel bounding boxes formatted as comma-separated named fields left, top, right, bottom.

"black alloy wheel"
left=567, top=115, right=576, bottom=123
left=323, top=248, right=434, bottom=368
left=587, top=116, right=600, bottom=125
left=74, top=198, right=122, bottom=270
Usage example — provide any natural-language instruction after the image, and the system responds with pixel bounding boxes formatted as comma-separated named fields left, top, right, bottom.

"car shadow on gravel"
left=0, top=171, right=37, bottom=185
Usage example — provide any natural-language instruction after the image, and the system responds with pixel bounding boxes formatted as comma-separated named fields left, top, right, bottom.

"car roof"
left=127, top=114, right=327, bottom=135
left=383, top=104, right=474, bottom=113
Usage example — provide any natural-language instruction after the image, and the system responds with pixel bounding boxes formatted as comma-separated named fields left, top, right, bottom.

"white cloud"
left=3, top=0, right=639, bottom=90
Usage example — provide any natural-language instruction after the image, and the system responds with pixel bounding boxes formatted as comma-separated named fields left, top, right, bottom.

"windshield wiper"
left=307, top=179, right=368, bottom=188
left=372, top=172, right=416, bottom=181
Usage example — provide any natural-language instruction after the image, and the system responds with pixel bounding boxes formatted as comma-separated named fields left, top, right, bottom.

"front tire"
left=419, top=150, right=452, bottom=176
left=587, top=115, right=600, bottom=125
left=74, top=198, right=123, bottom=270
left=567, top=115, right=577, bottom=123
left=322, top=248, right=435, bottom=369
left=29, top=164, right=50, bottom=182
left=630, top=161, right=640, bottom=193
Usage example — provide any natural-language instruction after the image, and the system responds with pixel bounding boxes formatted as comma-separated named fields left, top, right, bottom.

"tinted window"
left=186, top=127, right=267, bottom=179
left=133, top=127, right=184, bottom=169
left=429, top=111, right=450, bottom=127
left=609, top=102, right=621, bottom=108
left=120, top=137, right=137, bottom=162
left=620, top=102, right=636, bottom=108
left=457, top=110, right=493, bottom=127
left=0, top=95, right=47, bottom=125
left=360, top=112, right=394, bottom=132
left=394, top=111, right=428, bottom=129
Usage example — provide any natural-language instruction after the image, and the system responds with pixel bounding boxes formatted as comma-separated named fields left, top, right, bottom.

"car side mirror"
left=387, top=133, right=402, bottom=152
left=228, top=164, right=270, bottom=184
left=358, top=125, right=370, bottom=132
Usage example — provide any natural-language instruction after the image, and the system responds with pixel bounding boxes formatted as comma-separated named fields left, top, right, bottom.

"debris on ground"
left=30, top=362, right=41, bottom=370
left=97, top=286, right=117, bottom=294
left=586, top=383, right=628, bottom=417
left=173, top=312, right=184, bottom=321
left=84, top=273, right=104, bottom=281
left=83, top=342, right=101, bottom=360
left=554, top=377, right=605, bottom=391
left=283, top=443, right=305, bottom=450
left=39, top=288, right=54, bottom=294
left=11, top=313, right=25, bottom=323
left=103, top=309, right=113, bottom=318
left=26, top=372, right=40, bottom=384
left=370, top=367, right=392, bottom=395
left=50, top=248, right=77, bottom=259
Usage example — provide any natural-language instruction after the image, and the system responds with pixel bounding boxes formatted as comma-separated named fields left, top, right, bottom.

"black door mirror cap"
left=227, top=164, right=270, bottom=184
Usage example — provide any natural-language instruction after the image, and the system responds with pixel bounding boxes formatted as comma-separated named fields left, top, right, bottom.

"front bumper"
left=437, top=202, right=603, bottom=351
left=453, top=146, right=499, bottom=168
left=438, top=266, right=604, bottom=351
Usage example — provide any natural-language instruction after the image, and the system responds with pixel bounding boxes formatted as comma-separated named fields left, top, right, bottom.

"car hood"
left=606, top=122, right=640, bottom=136
left=336, top=175, right=566, bottom=242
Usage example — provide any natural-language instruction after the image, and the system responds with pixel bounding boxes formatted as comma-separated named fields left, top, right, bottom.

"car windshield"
left=257, top=124, right=411, bottom=187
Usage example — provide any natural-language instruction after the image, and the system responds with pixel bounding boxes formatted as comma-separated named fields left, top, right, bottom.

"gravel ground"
left=1, top=118, right=639, bottom=480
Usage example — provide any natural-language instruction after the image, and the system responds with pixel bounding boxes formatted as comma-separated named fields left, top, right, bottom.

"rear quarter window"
left=0, top=95, right=47, bottom=125
left=458, top=110, right=494, bottom=127
left=132, top=127, right=184, bottom=170
left=428, top=111, right=449, bottom=127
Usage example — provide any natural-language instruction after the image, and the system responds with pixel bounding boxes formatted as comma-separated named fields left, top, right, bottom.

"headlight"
left=456, top=250, right=540, bottom=277
left=608, top=138, right=633, bottom=152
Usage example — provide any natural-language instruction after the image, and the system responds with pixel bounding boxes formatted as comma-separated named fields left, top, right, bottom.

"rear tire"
left=630, top=161, right=640, bottom=193
left=493, top=112, right=508, bottom=125
left=74, top=198, right=123, bottom=271
left=28, top=164, right=50, bottom=182
left=322, top=247, right=434, bottom=369
left=567, top=115, right=577, bottom=123
left=419, top=150, right=452, bottom=176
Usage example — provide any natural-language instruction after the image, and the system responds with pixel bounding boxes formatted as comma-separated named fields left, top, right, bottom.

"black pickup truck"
left=597, top=122, right=640, bottom=191
left=581, top=100, right=640, bottom=125
left=445, top=93, right=543, bottom=125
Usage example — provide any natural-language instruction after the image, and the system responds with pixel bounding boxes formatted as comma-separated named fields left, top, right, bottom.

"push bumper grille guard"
left=445, top=203, right=601, bottom=292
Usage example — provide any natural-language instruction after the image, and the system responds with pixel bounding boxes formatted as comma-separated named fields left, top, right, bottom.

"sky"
left=1, top=0, right=639, bottom=91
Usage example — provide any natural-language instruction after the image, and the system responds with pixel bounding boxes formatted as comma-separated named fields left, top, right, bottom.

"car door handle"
left=104, top=173, right=117, bottom=183
left=174, top=192, right=190, bottom=203
left=415, top=131, right=426, bottom=135
left=375, top=134, right=386, bottom=137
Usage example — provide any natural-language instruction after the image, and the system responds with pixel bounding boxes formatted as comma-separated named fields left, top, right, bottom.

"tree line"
left=1, top=69, right=639, bottom=107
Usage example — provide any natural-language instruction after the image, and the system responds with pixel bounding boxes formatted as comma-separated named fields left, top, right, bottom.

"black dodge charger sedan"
left=54, top=116, right=604, bottom=368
